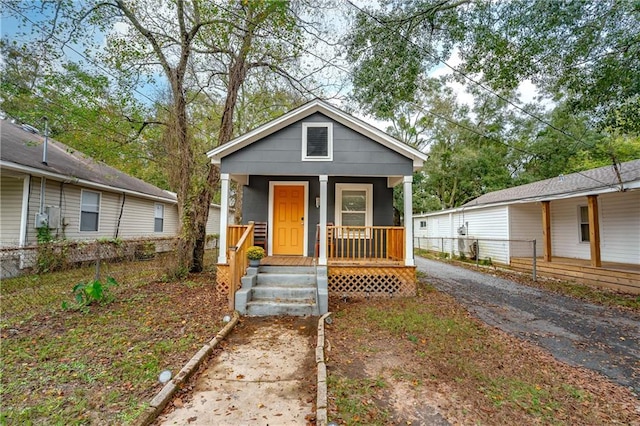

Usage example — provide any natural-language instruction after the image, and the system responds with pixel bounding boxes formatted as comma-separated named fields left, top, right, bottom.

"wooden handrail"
left=327, top=226, right=404, bottom=261
left=227, top=222, right=255, bottom=310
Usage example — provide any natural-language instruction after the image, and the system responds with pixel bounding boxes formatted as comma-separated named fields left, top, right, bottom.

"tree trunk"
left=168, top=69, right=197, bottom=273
left=190, top=30, right=251, bottom=271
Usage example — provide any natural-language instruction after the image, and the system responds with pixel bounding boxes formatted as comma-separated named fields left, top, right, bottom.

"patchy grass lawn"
left=0, top=252, right=228, bottom=425
left=326, top=279, right=640, bottom=425
left=415, top=249, right=640, bottom=311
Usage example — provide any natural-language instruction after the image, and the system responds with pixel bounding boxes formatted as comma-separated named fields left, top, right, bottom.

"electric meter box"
left=45, top=206, right=61, bottom=228
left=35, top=213, right=49, bottom=229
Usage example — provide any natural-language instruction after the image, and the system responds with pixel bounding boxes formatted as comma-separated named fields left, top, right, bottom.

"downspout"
left=115, top=192, right=126, bottom=238
left=58, top=182, right=65, bottom=240
left=20, top=175, right=32, bottom=247
left=19, top=175, right=32, bottom=269
left=39, top=118, right=49, bottom=216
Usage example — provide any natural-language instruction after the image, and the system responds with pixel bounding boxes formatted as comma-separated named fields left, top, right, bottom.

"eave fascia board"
left=0, top=160, right=177, bottom=204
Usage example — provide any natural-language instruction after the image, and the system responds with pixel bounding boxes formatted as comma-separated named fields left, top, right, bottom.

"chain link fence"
left=1, top=237, right=219, bottom=325
left=414, top=236, right=538, bottom=280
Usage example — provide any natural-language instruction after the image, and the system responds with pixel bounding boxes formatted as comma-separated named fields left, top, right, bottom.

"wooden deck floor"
left=260, top=256, right=315, bottom=266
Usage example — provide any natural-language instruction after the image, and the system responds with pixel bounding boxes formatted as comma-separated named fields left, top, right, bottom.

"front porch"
left=215, top=223, right=417, bottom=314
left=206, top=100, right=428, bottom=315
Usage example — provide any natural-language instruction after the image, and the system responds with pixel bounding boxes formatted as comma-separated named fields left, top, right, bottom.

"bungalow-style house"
left=1, top=121, right=226, bottom=275
left=207, top=99, right=427, bottom=315
left=413, top=159, right=640, bottom=294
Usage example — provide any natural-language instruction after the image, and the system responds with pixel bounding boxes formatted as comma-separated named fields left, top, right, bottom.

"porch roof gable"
left=206, top=99, right=427, bottom=171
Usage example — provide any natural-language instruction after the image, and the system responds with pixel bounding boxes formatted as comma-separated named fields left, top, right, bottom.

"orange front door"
left=273, top=185, right=305, bottom=255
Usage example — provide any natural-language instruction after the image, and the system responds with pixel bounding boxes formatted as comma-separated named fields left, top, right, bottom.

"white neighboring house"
left=414, top=159, right=640, bottom=294
left=0, top=121, right=227, bottom=249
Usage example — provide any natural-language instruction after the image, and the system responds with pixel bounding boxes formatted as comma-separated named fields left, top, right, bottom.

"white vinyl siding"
left=509, top=203, right=544, bottom=257
left=206, top=206, right=222, bottom=235
left=18, top=178, right=186, bottom=243
left=451, top=206, right=510, bottom=264
left=600, top=191, right=640, bottom=264
left=551, top=198, right=593, bottom=260
left=25, top=177, right=69, bottom=244
left=0, top=175, right=25, bottom=247
left=115, top=196, right=178, bottom=238
left=302, top=122, right=332, bottom=161
left=415, top=190, right=639, bottom=266
left=80, top=190, right=101, bottom=232
left=154, top=204, right=164, bottom=232
left=415, top=206, right=511, bottom=264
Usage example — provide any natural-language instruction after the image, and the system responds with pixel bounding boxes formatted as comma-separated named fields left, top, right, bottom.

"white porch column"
left=318, top=175, right=328, bottom=266
left=217, top=173, right=230, bottom=264
left=403, top=175, right=415, bottom=266
left=19, top=176, right=30, bottom=247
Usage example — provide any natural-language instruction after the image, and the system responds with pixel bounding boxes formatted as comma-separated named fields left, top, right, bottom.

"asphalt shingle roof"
left=1, top=121, right=175, bottom=201
left=464, top=158, right=640, bottom=207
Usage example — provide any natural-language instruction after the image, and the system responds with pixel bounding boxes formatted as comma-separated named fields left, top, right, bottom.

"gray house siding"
left=242, top=175, right=394, bottom=255
left=222, top=113, right=414, bottom=177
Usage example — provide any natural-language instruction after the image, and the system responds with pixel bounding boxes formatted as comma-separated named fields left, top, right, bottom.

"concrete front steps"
left=235, top=265, right=319, bottom=316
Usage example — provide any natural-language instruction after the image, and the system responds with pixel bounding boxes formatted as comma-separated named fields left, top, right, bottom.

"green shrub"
left=62, top=277, right=118, bottom=312
left=480, top=257, right=493, bottom=266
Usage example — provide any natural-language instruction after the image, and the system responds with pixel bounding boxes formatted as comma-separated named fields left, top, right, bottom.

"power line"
left=3, top=0, right=619, bottom=190
left=342, top=0, right=619, bottom=189
left=2, top=1, right=166, bottom=111
left=343, top=0, right=597, bottom=152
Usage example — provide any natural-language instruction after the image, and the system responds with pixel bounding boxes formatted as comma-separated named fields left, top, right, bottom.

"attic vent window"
left=302, top=122, right=332, bottom=161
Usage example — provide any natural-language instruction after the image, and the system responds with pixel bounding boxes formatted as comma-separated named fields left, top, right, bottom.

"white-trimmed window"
left=579, top=205, right=590, bottom=242
left=80, top=190, right=100, bottom=232
left=302, top=122, right=333, bottom=161
left=335, top=183, right=372, bottom=236
left=154, top=203, right=164, bottom=232
left=419, top=220, right=427, bottom=229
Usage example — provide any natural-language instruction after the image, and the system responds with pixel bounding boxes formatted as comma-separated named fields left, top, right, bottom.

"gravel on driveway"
left=415, top=256, right=640, bottom=395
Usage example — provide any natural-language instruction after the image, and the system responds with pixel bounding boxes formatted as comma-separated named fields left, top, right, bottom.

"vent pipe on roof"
left=42, top=117, right=49, bottom=165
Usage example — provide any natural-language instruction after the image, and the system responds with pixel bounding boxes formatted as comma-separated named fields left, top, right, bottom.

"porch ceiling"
left=229, top=174, right=405, bottom=188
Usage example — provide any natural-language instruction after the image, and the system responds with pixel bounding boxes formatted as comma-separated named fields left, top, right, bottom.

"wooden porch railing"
left=227, top=222, right=254, bottom=309
left=327, top=226, right=404, bottom=262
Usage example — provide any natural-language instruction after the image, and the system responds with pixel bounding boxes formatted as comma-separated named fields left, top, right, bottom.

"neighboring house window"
left=80, top=190, right=100, bottom=232
left=154, top=204, right=164, bottom=232
left=420, top=220, right=427, bottom=229
left=579, top=205, right=590, bottom=242
left=302, top=122, right=332, bottom=161
left=335, top=183, right=373, bottom=236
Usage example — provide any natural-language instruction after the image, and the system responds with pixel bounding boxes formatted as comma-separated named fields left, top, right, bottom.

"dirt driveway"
left=416, top=257, right=640, bottom=395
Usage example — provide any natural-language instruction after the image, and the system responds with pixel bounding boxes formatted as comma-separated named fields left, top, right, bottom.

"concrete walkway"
left=157, top=317, right=317, bottom=425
